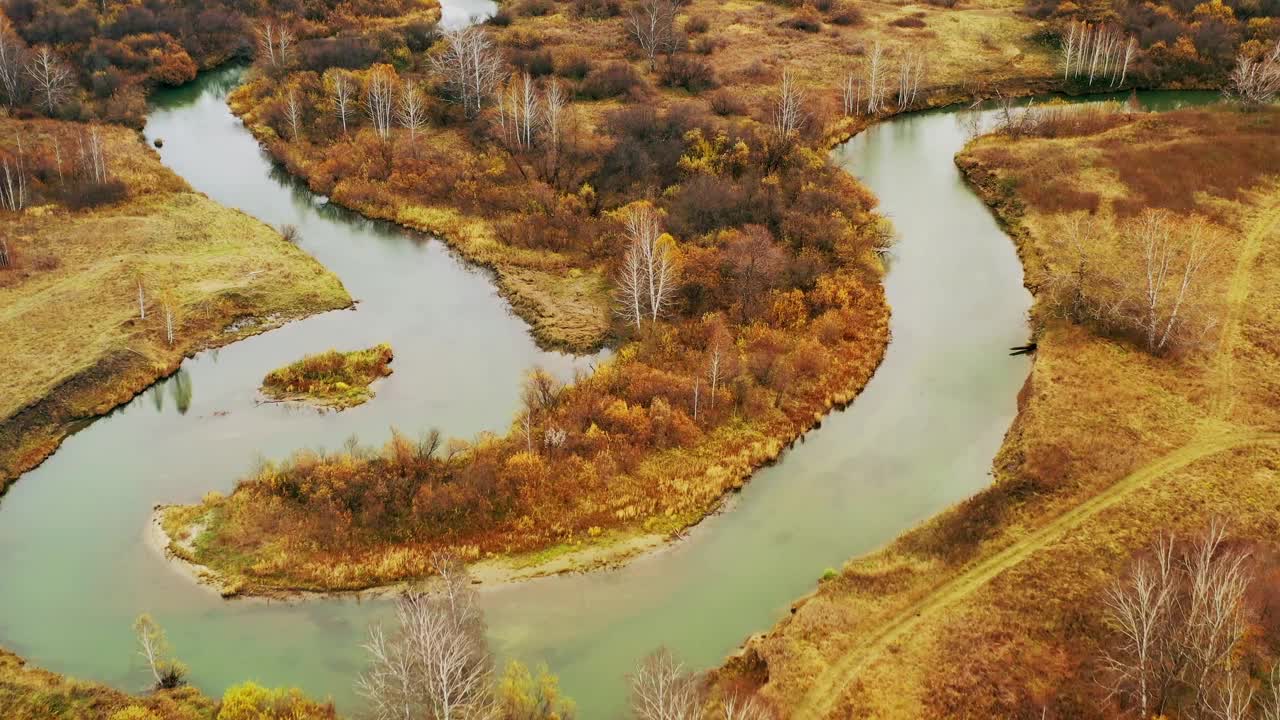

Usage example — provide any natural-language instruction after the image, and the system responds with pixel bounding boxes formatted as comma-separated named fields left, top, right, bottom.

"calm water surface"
left=0, top=57, right=1219, bottom=719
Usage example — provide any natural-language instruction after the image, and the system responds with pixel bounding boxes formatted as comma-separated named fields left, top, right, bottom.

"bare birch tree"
left=540, top=78, right=567, bottom=182
left=327, top=69, right=356, bottom=135
left=1182, top=522, right=1251, bottom=713
left=86, top=127, right=107, bottom=182
left=840, top=71, right=862, bottom=116
left=25, top=46, right=72, bottom=115
left=1, top=154, right=26, bottom=211
left=496, top=72, right=540, bottom=152
left=865, top=41, right=888, bottom=114
left=707, top=345, right=723, bottom=407
left=397, top=83, right=427, bottom=143
left=133, top=614, right=186, bottom=689
left=1101, top=524, right=1256, bottom=719
left=1227, top=40, right=1280, bottom=109
left=432, top=27, right=505, bottom=119
left=1130, top=210, right=1218, bottom=354
left=164, top=303, right=176, bottom=345
left=542, top=78, right=566, bottom=154
left=895, top=48, right=927, bottom=110
left=1260, top=667, right=1280, bottom=720
left=0, top=238, right=9, bottom=268
left=0, top=17, right=27, bottom=108
left=625, top=204, right=679, bottom=322
left=772, top=70, right=807, bottom=145
left=629, top=648, right=704, bottom=720
left=1061, top=21, right=1132, bottom=87
left=1101, top=537, right=1179, bottom=718
left=722, top=694, right=773, bottom=720
left=628, top=0, right=677, bottom=71
left=366, top=66, right=397, bottom=140
left=357, top=553, right=496, bottom=720
left=256, top=23, right=295, bottom=71
left=616, top=233, right=647, bottom=331
left=284, top=89, right=303, bottom=141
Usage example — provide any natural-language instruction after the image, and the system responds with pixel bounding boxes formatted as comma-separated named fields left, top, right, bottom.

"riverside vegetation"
left=1, top=0, right=1278, bottom=716
left=708, top=103, right=1280, bottom=718
left=261, top=344, right=395, bottom=409
left=157, top=0, right=1279, bottom=595
left=0, top=117, right=351, bottom=493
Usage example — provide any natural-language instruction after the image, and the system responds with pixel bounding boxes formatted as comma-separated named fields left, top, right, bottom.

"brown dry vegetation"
left=146, top=0, right=1055, bottom=593
left=0, top=648, right=338, bottom=720
left=0, top=117, right=351, bottom=493
left=710, top=105, right=1280, bottom=718
left=261, top=343, right=394, bottom=410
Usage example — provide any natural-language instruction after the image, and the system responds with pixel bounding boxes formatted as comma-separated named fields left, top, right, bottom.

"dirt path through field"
left=792, top=193, right=1280, bottom=720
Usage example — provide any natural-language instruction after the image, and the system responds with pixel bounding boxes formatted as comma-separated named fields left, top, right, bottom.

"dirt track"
left=793, top=197, right=1280, bottom=720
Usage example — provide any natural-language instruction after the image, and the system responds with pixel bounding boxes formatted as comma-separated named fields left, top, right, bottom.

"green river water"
left=0, top=52, right=1220, bottom=718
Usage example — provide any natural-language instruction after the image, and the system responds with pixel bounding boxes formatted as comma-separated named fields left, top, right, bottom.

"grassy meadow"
left=710, top=105, right=1280, bottom=718
left=0, top=118, right=351, bottom=493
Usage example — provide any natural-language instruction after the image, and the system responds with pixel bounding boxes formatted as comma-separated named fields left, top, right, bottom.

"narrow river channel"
left=0, top=51, right=1219, bottom=717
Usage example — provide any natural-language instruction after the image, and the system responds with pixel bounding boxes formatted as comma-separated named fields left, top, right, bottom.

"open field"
left=711, top=105, right=1280, bottom=718
left=0, top=118, right=351, bottom=493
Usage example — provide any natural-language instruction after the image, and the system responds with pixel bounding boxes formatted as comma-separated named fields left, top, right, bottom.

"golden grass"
left=713, top=107, right=1280, bottom=718
left=0, top=647, right=214, bottom=720
left=507, top=0, right=1057, bottom=113
left=261, top=344, right=394, bottom=410
left=0, top=118, right=351, bottom=492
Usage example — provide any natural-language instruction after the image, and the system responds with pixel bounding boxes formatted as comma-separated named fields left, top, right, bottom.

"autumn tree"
left=494, top=74, right=571, bottom=183
left=863, top=41, right=888, bottom=114
left=614, top=204, right=679, bottom=328
left=357, top=553, right=496, bottom=720
left=725, top=226, right=787, bottom=322
left=518, top=367, right=561, bottom=453
left=284, top=88, right=303, bottom=141
left=1042, top=210, right=1218, bottom=355
left=256, top=22, right=295, bottom=72
left=1227, top=40, right=1280, bottom=109
left=432, top=26, right=505, bottom=119
left=325, top=69, right=356, bottom=135
left=722, top=695, right=773, bottom=720
left=494, top=661, right=577, bottom=720
left=628, top=0, right=677, bottom=71
left=629, top=648, right=703, bottom=720
left=1128, top=210, right=1219, bottom=354
left=1, top=139, right=27, bottom=212
left=133, top=614, right=187, bottom=689
left=398, top=83, right=427, bottom=143
left=81, top=126, right=107, bottom=183
left=365, top=64, right=397, bottom=140
left=895, top=48, right=926, bottom=110
left=25, top=46, right=72, bottom=115
left=495, top=72, right=539, bottom=154
left=1100, top=523, right=1254, bottom=718
left=0, top=16, right=27, bottom=108
left=1060, top=21, right=1135, bottom=87
left=766, top=70, right=807, bottom=170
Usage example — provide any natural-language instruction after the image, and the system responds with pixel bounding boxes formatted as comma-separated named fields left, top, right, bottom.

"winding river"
left=0, top=50, right=1219, bottom=718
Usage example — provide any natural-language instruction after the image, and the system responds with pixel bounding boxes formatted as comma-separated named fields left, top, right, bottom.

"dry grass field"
left=711, top=105, right=1280, bottom=719
left=0, top=118, right=351, bottom=492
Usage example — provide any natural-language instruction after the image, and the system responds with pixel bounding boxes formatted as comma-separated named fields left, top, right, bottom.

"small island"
left=261, top=344, right=394, bottom=410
